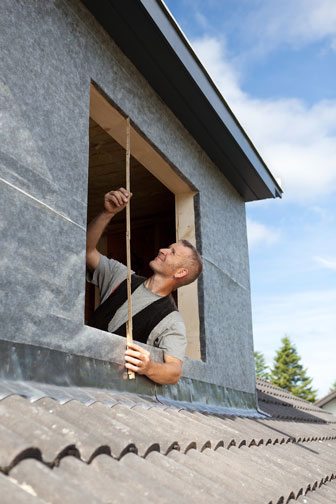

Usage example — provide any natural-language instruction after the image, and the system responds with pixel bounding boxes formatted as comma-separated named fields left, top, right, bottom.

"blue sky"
left=164, top=0, right=336, bottom=398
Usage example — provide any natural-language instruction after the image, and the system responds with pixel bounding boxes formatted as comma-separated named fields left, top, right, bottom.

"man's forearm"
left=145, top=360, right=181, bottom=385
left=86, top=210, right=115, bottom=253
left=124, top=342, right=182, bottom=385
left=87, top=188, right=130, bottom=255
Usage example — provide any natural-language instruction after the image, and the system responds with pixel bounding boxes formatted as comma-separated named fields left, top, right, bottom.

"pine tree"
left=270, top=336, right=317, bottom=403
left=329, top=381, right=336, bottom=393
left=254, top=351, right=270, bottom=381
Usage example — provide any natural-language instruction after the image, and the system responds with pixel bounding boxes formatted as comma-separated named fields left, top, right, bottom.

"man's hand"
left=125, top=342, right=152, bottom=375
left=86, top=188, right=133, bottom=271
left=104, top=188, right=132, bottom=215
left=124, top=342, right=182, bottom=385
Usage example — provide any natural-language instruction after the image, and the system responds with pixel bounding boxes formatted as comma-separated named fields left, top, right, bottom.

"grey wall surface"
left=320, top=399, right=336, bottom=416
left=0, top=0, right=256, bottom=394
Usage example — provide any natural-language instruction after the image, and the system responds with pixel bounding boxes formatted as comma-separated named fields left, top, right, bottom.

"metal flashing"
left=80, top=0, right=282, bottom=201
left=0, top=339, right=260, bottom=415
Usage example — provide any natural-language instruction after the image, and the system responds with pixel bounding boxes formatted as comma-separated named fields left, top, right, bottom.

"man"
left=86, top=188, right=202, bottom=385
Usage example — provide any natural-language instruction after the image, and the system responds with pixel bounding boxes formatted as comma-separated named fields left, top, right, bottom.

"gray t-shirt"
left=87, top=254, right=187, bottom=361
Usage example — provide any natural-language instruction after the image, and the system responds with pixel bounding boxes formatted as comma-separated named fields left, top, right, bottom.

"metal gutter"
left=80, top=0, right=282, bottom=201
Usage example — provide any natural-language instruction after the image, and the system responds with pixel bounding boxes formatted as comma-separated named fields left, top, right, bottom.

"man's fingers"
left=117, top=190, right=129, bottom=205
left=105, top=188, right=132, bottom=208
left=113, top=188, right=132, bottom=204
left=105, top=193, right=120, bottom=207
left=127, top=342, right=142, bottom=351
left=109, top=195, right=121, bottom=207
left=111, top=192, right=125, bottom=206
left=125, top=355, right=142, bottom=366
left=125, top=363, right=141, bottom=372
left=119, top=187, right=132, bottom=200
left=125, top=349, right=142, bottom=359
left=106, top=190, right=130, bottom=207
left=124, top=341, right=151, bottom=377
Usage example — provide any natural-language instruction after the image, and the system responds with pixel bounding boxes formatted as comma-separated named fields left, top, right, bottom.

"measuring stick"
left=125, top=117, right=135, bottom=380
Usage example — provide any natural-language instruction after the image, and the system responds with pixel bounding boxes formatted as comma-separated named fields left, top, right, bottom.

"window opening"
left=86, top=84, right=202, bottom=360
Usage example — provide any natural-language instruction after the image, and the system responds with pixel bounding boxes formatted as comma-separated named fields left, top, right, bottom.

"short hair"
left=178, top=239, right=203, bottom=287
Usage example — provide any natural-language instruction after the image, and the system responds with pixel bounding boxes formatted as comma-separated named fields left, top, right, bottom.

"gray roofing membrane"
left=0, top=379, right=335, bottom=503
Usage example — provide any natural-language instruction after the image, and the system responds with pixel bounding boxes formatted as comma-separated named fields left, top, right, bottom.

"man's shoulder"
left=157, top=309, right=186, bottom=334
left=98, top=254, right=127, bottom=273
left=167, top=308, right=185, bottom=324
left=87, top=254, right=129, bottom=302
left=148, top=309, right=187, bottom=361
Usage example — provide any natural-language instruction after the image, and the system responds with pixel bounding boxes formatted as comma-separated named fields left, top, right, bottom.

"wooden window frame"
left=89, top=84, right=201, bottom=360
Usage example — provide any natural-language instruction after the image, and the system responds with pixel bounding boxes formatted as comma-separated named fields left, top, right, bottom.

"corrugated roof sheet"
left=0, top=378, right=335, bottom=503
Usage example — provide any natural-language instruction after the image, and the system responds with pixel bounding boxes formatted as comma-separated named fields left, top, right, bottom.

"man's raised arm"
left=86, top=188, right=131, bottom=272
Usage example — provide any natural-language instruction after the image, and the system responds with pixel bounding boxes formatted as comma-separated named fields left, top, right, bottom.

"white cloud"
left=191, top=36, right=336, bottom=201
left=242, top=0, right=336, bottom=54
left=309, top=205, right=334, bottom=222
left=192, top=37, right=243, bottom=102
left=314, top=256, right=336, bottom=271
left=190, top=24, right=336, bottom=398
left=252, top=289, right=336, bottom=397
left=194, top=10, right=209, bottom=30
left=246, top=218, right=279, bottom=248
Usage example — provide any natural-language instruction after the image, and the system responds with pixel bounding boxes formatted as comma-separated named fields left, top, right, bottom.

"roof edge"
left=315, top=390, right=336, bottom=407
left=156, top=0, right=283, bottom=197
left=80, top=0, right=283, bottom=201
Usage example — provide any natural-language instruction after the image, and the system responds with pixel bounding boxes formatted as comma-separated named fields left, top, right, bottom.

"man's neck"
left=145, top=275, right=174, bottom=297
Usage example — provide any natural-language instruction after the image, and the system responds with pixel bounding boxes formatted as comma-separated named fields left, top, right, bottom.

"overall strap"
left=88, top=274, right=146, bottom=331
left=113, top=294, right=177, bottom=344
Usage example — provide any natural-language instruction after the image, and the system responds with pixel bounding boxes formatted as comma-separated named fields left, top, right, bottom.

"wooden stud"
left=175, top=193, right=201, bottom=361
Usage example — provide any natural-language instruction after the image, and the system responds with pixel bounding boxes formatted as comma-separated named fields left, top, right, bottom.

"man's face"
left=149, top=242, right=191, bottom=278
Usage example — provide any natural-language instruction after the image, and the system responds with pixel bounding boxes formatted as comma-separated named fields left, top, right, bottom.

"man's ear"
left=174, top=268, right=188, bottom=280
